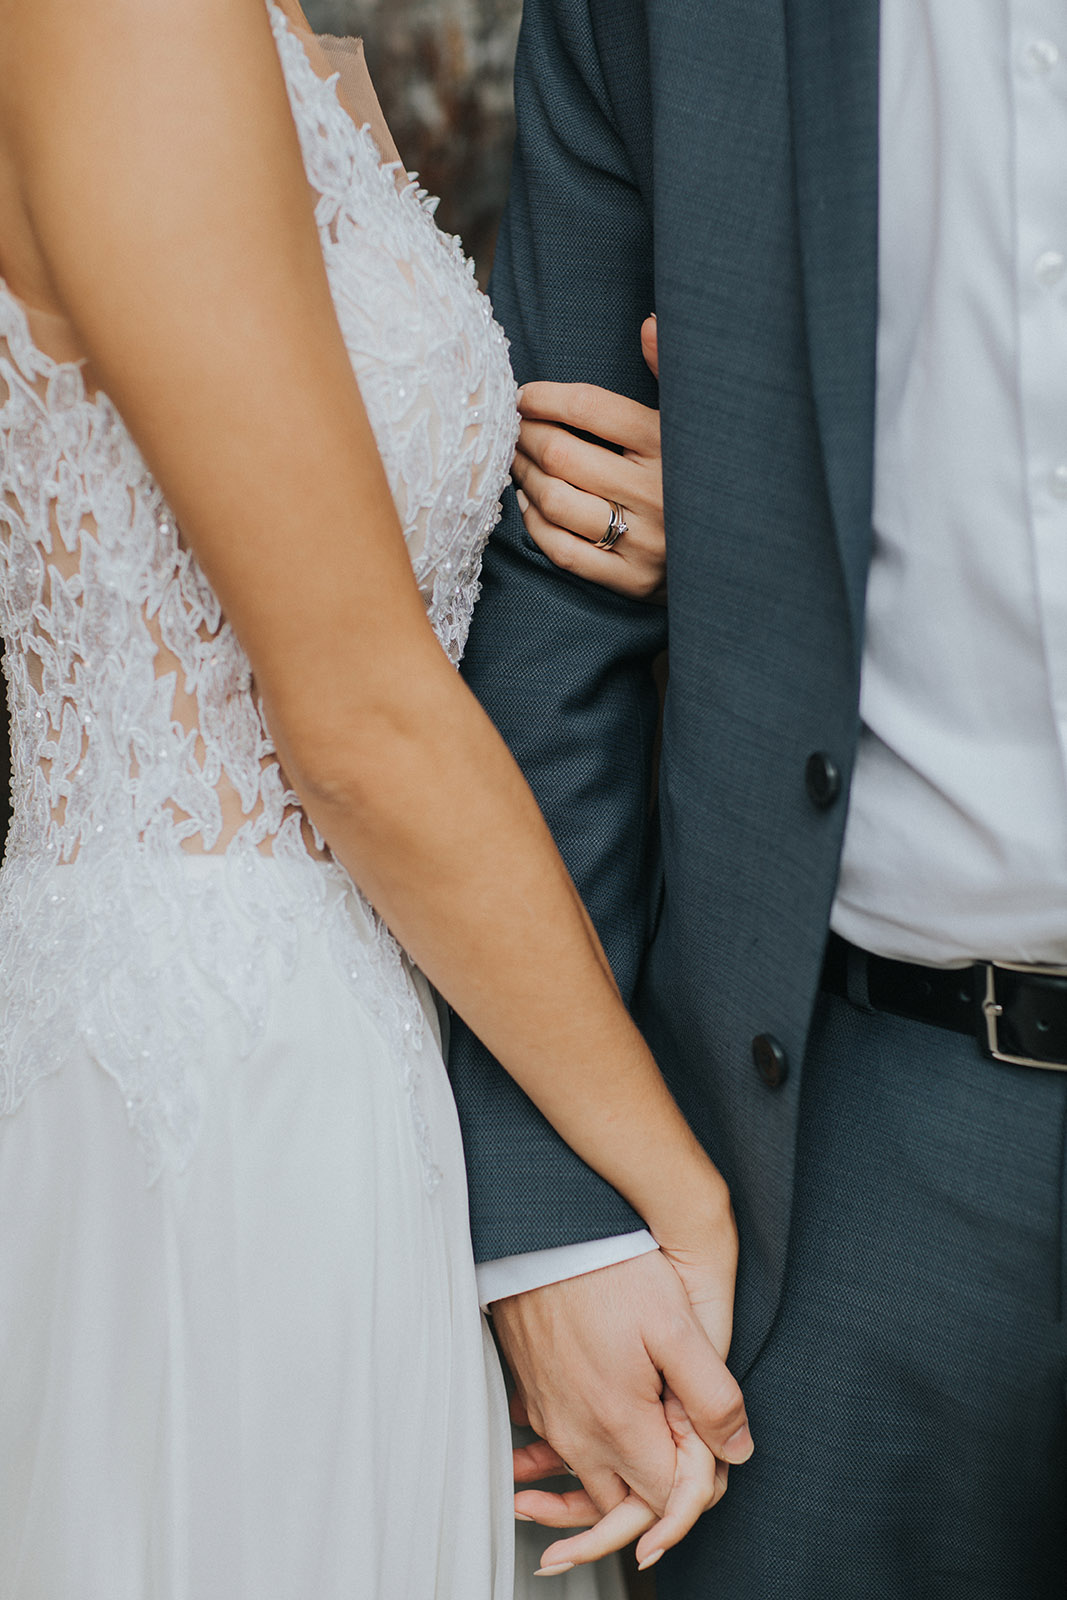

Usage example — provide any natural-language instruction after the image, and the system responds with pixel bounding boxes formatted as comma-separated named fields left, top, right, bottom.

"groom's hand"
left=492, top=1249, right=752, bottom=1523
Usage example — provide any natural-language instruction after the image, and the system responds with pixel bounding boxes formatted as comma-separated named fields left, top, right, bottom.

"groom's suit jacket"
left=449, top=0, right=879, bottom=1374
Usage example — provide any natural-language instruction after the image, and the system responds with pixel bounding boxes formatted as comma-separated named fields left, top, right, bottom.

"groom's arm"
left=449, top=0, right=754, bottom=1524
left=450, top=0, right=667, bottom=1268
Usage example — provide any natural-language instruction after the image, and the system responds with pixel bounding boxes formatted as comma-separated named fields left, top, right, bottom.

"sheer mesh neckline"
left=268, top=1, right=403, bottom=174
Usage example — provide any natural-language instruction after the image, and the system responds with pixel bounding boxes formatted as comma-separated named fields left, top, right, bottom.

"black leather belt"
left=821, top=931, right=1067, bottom=1071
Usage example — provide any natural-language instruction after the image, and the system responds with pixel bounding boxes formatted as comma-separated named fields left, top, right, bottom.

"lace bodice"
left=0, top=2, right=518, bottom=1179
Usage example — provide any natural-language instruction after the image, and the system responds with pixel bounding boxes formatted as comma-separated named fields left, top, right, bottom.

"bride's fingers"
left=516, top=418, right=654, bottom=512
left=534, top=1493, right=657, bottom=1572
left=511, top=450, right=616, bottom=546
left=518, top=380, right=659, bottom=459
left=513, top=1437, right=574, bottom=1483
left=633, top=1453, right=726, bottom=1571
left=513, top=1484, right=602, bottom=1527
left=521, top=1390, right=731, bottom=1571
left=515, top=490, right=664, bottom=602
left=512, top=434, right=666, bottom=601
left=632, top=1392, right=728, bottom=1572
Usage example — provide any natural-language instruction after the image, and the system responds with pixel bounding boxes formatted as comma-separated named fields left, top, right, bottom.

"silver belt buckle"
left=981, top=960, right=1067, bottom=1071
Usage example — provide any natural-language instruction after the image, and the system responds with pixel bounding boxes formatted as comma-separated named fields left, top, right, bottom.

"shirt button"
left=752, top=1034, right=789, bottom=1089
left=805, top=750, right=842, bottom=810
left=1035, top=250, right=1066, bottom=288
left=1052, top=465, right=1067, bottom=500
left=1022, top=38, right=1060, bottom=74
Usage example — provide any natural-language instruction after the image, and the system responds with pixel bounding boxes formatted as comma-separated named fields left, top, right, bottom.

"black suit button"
left=752, top=1034, right=789, bottom=1088
left=805, top=750, right=842, bottom=810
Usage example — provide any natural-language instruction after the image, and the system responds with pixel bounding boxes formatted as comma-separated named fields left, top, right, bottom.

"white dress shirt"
left=834, top=0, right=1067, bottom=965
left=480, top=0, right=1067, bottom=1302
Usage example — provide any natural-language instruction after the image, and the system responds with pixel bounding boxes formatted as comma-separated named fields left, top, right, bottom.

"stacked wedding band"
left=594, top=500, right=628, bottom=550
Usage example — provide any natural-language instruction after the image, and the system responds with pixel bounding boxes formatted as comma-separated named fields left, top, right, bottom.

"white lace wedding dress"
left=0, top=5, right=520, bottom=1594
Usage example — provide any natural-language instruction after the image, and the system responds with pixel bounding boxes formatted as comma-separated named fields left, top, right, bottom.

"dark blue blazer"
left=449, top=0, right=879, bottom=1373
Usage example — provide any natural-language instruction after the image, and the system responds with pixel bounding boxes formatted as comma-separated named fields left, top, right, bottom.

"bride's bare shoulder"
left=0, top=0, right=279, bottom=116
left=0, top=0, right=285, bottom=159
left=0, top=0, right=267, bottom=50
left=0, top=0, right=282, bottom=321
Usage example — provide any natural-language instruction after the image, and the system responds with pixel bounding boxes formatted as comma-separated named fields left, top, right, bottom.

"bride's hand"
left=512, top=316, right=665, bottom=603
left=514, top=1385, right=728, bottom=1577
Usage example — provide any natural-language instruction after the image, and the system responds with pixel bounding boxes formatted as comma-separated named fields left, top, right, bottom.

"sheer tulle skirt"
left=0, top=859, right=512, bottom=1599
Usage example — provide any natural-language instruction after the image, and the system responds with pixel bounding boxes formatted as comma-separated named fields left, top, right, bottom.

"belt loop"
left=845, top=942, right=873, bottom=1010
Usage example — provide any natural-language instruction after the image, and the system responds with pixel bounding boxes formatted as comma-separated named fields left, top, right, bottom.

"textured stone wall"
left=304, top=0, right=521, bottom=279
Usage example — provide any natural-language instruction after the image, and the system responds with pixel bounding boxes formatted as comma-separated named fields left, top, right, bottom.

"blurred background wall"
left=0, top=0, right=522, bottom=850
left=306, top=0, right=521, bottom=281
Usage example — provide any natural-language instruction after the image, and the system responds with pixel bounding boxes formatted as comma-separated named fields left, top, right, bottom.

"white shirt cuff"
left=476, top=1229, right=659, bottom=1310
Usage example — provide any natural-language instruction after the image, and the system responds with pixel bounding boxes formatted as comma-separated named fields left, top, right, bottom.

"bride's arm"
left=0, top=0, right=747, bottom=1552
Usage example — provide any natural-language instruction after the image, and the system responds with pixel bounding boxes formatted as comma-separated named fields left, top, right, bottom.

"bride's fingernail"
left=515, top=489, right=530, bottom=513
left=514, top=1512, right=535, bottom=1522
left=535, top=1563, right=575, bottom=1577
left=638, top=1550, right=664, bottom=1573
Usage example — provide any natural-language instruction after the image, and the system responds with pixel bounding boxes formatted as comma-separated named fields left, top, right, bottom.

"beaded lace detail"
left=0, top=1, right=517, bottom=1182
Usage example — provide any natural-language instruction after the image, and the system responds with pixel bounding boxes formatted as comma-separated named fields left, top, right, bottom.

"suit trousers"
left=660, top=988, right=1067, bottom=1598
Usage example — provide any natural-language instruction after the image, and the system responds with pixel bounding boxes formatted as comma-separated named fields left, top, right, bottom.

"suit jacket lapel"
left=784, top=0, right=881, bottom=641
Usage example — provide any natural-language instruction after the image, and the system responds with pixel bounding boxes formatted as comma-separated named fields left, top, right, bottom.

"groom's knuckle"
left=705, top=1380, right=746, bottom=1432
left=549, top=1424, right=581, bottom=1462
left=663, top=1305, right=698, bottom=1347
left=596, top=1398, right=629, bottom=1443
left=523, top=1401, right=547, bottom=1436
left=640, top=1467, right=674, bottom=1515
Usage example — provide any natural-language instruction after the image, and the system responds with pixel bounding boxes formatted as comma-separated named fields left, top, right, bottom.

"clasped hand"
left=496, top=1206, right=752, bottom=1575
